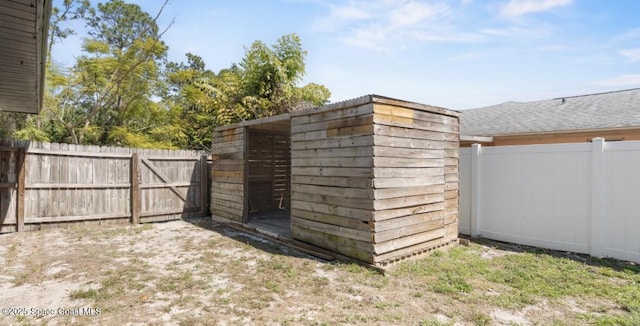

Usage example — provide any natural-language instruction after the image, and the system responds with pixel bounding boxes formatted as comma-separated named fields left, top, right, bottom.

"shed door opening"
left=246, top=129, right=291, bottom=237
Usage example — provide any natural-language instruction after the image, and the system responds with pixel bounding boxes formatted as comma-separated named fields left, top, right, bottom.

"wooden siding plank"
left=292, top=224, right=373, bottom=263
left=290, top=200, right=372, bottom=221
left=373, top=176, right=444, bottom=188
left=373, top=211, right=443, bottom=232
left=292, top=167, right=371, bottom=178
left=373, top=193, right=444, bottom=210
left=374, top=219, right=444, bottom=243
left=291, top=135, right=373, bottom=150
left=292, top=216, right=371, bottom=242
left=373, top=184, right=444, bottom=199
left=291, top=191, right=372, bottom=210
left=292, top=157, right=373, bottom=168
left=373, top=228, right=445, bottom=254
left=291, top=146, right=373, bottom=158
left=374, top=202, right=445, bottom=221
left=291, top=184, right=373, bottom=199
left=291, top=208, right=371, bottom=231
left=292, top=175, right=372, bottom=188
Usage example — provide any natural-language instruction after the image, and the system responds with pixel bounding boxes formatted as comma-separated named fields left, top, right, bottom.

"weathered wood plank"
left=373, top=113, right=459, bottom=133
left=373, top=176, right=444, bottom=188
left=291, top=184, right=373, bottom=199
left=292, top=216, right=371, bottom=242
left=374, top=184, right=444, bottom=199
left=373, top=237, right=445, bottom=263
left=373, top=228, right=445, bottom=254
left=373, top=167, right=444, bottom=178
left=130, top=153, right=140, bottom=224
left=212, top=192, right=244, bottom=204
left=373, top=211, right=443, bottom=232
left=291, top=191, right=372, bottom=210
left=292, top=114, right=373, bottom=134
left=374, top=135, right=448, bottom=149
left=291, top=135, right=373, bottom=150
left=373, top=202, right=445, bottom=221
left=292, top=157, right=373, bottom=168
left=292, top=125, right=374, bottom=142
left=292, top=224, right=373, bottom=263
left=292, top=175, right=373, bottom=188
left=25, top=213, right=131, bottom=223
left=292, top=146, right=373, bottom=158
left=16, top=149, right=25, bottom=232
left=373, top=146, right=444, bottom=159
left=291, top=208, right=371, bottom=231
left=373, top=193, right=444, bottom=210
left=26, top=183, right=131, bottom=189
left=374, top=219, right=444, bottom=243
left=292, top=167, right=372, bottom=178
left=292, top=103, right=373, bottom=123
left=290, top=200, right=372, bottom=221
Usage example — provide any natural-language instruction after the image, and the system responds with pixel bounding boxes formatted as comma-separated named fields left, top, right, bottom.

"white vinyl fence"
left=459, top=138, right=640, bottom=263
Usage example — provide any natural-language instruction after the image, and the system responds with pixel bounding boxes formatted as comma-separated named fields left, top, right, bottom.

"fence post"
left=590, top=138, right=605, bottom=257
left=471, top=143, right=482, bottom=238
left=16, top=148, right=26, bottom=232
left=130, top=153, right=140, bottom=224
left=200, top=155, right=209, bottom=217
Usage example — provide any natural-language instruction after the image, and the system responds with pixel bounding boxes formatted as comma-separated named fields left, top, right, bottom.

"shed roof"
left=214, top=94, right=459, bottom=132
left=0, top=0, right=52, bottom=114
left=460, top=88, right=640, bottom=137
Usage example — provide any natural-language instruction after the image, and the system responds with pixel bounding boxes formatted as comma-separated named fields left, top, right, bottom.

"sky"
left=51, top=0, right=640, bottom=110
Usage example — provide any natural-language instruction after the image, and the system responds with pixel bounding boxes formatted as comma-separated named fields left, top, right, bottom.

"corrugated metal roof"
left=460, top=88, right=640, bottom=136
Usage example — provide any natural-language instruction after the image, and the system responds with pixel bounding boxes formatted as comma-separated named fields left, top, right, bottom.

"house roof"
left=460, top=88, right=640, bottom=137
left=0, top=0, right=52, bottom=114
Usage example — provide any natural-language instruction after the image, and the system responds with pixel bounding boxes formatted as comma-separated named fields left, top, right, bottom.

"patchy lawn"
left=0, top=219, right=638, bottom=325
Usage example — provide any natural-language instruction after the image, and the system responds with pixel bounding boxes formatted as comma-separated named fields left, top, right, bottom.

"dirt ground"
left=0, top=219, right=636, bottom=325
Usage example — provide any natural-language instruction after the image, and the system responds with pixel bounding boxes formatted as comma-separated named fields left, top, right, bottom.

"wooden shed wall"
left=371, top=103, right=460, bottom=264
left=211, top=127, right=246, bottom=222
left=290, top=102, right=376, bottom=263
left=247, top=130, right=291, bottom=211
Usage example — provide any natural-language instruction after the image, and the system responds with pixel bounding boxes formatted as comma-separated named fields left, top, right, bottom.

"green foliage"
left=163, top=34, right=331, bottom=150
left=13, top=0, right=331, bottom=150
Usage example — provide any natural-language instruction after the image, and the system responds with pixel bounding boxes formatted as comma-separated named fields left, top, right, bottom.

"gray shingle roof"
left=460, top=88, right=640, bottom=137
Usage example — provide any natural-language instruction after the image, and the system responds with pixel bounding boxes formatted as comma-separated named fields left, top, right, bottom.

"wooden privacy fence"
left=459, top=138, right=640, bottom=264
left=0, top=139, right=211, bottom=233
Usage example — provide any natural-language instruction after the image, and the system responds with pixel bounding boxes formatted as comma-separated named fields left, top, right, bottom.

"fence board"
left=460, top=140, right=640, bottom=263
left=0, top=140, right=210, bottom=233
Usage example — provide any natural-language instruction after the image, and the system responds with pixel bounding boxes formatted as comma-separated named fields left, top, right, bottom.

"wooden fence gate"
left=0, top=145, right=24, bottom=232
left=0, top=140, right=211, bottom=233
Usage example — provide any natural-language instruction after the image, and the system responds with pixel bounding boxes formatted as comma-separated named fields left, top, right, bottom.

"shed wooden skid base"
left=211, top=95, right=460, bottom=266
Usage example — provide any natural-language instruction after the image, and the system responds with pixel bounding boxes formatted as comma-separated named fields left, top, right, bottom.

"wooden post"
left=470, top=143, right=482, bottom=238
left=130, top=153, right=140, bottom=224
left=16, top=149, right=26, bottom=232
left=200, top=155, right=209, bottom=217
left=590, top=138, right=604, bottom=257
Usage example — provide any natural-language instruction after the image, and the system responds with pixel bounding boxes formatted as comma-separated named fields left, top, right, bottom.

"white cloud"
left=500, top=0, right=573, bottom=17
left=620, top=48, right=640, bottom=62
left=389, top=2, right=446, bottom=28
left=615, top=28, right=640, bottom=42
left=315, top=1, right=474, bottom=51
left=595, top=74, right=640, bottom=87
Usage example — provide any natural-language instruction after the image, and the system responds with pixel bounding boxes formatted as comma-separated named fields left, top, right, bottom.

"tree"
left=237, top=34, right=331, bottom=120
left=42, top=0, right=173, bottom=147
left=163, top=53, right=218, bottom=150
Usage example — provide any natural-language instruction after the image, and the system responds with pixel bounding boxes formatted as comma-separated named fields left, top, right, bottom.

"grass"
left=1, top=220, right=638, bottom=325
left=393, top=242, right=640, bottom=325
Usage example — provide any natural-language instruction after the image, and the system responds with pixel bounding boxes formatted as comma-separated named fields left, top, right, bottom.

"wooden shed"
left=211, top=95, right=460, bottom=265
